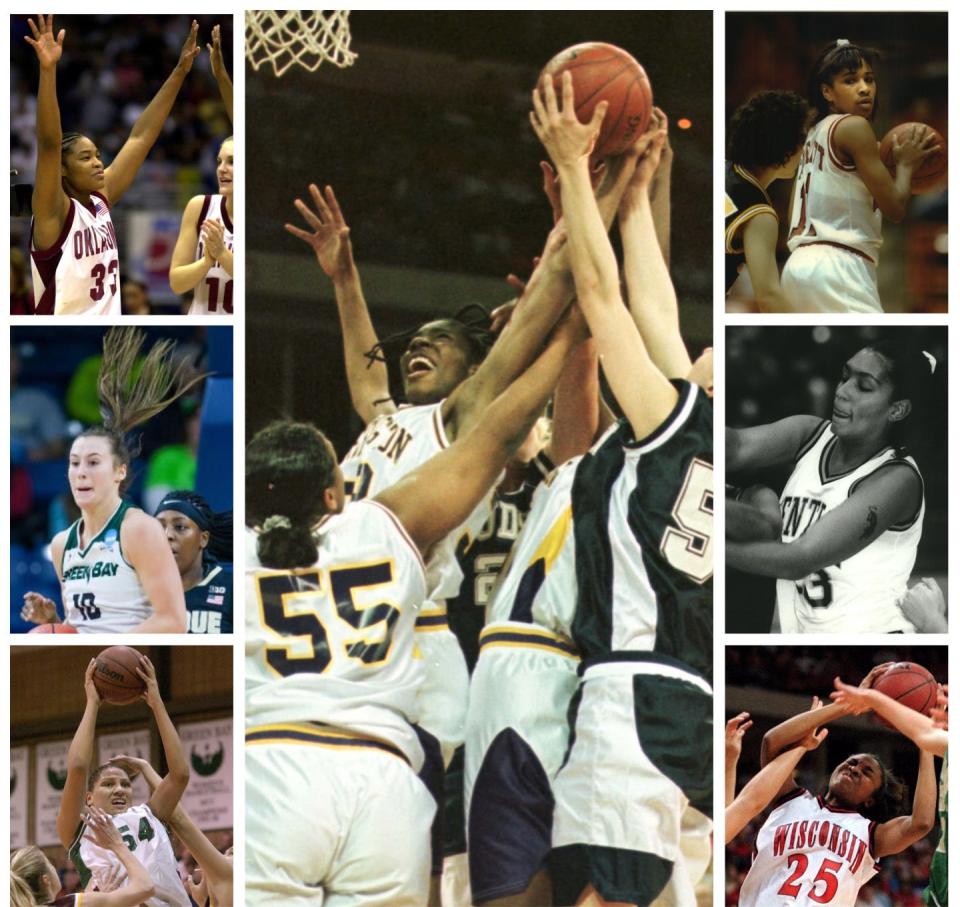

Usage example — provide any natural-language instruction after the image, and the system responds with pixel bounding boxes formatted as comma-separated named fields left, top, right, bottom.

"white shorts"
left=551, top=657, right=713, bottom=906
left=782, top=244, right=882, bottom=313
left=246, top=724, right=435, bottom=906
left=415, top=615, right=470, bottom=766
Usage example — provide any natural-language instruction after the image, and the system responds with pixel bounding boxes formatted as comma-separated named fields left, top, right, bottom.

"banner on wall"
left=98, top=728, right=152, bottom=804
left=178, top=718, right=232, bottom=829
left=11, top=746, right=29, bottom=849
left=34, top=740, right=71, bottom=847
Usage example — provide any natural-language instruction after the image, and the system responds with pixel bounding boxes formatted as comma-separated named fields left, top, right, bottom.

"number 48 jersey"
left=245, top=500, right=428, bottom=769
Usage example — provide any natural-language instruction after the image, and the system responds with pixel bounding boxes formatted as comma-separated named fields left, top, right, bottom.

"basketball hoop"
left=245, top=10, right=357, bottom=77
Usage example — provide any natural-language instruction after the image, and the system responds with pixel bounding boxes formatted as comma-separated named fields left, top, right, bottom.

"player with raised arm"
left=57, top=657, right=191, bottom=906
left=21, top=328, right=207, bottom=634
left=530, top=71, right=713, bottom=907
left=169, top=24, right=233, bottom=315
left=25, top=16, right=201, bottom=315
left=726, top=341, right=936, bottom=633
left=781, top=40, right=940, bottom=312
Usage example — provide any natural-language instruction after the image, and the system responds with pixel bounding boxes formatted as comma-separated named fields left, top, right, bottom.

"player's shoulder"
left=832, top=113, right=877, bottom=149
left=328, top=501, right=425, bottom=573
left=184, top=193, right=210, bottom=215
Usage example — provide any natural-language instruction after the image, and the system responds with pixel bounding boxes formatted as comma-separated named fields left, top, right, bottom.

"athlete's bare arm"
left=169, top=195, right=212, bottom=293
left=727, top=463, right=922, bottom=579
left=81, top=806, right=157, bottom=907
left=726, top=415, right=824, bottom=475
left=207, top=24, right=232, bottom=124
left=874, top=750, right=936, bottom=857
left=725, top=712, right=752, bottom=807
left=122, top=511, right=188, bottom=633
left=286, top=184, right=395, bottom=423
left=648, top=121, right=672, bottom=268
left=57, top=660, right=101, bottom=849
left=26, top=15, right=71, bottom=250
left=741, top=212, right=788, bottom=312
left=104, top=21, right=200, bottom=205
left=547, top=336, right=599, bottom=464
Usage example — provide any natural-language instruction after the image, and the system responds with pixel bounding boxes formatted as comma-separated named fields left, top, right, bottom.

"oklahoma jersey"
left=776, top=421, right=921, bottom=633
left=61, top=501, right=154, bottom=633
left=787, top=114, right=883, bottom=264
left=739, top=789, right=879, bottom=906
left=188, top=194, right=233, bottom=315
left=245, top=500, right=428, bottom=769
left=70, top=803, right=189, bottom=907
left=31, top=192, right=120, bottom=315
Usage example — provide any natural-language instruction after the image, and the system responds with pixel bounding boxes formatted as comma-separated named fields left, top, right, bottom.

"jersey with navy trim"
left=570, top=381, right=714, bottom=679
left=31, top=192, right=120, bottom=315
left=449, top=451, right=552, bottom=670
left=738, top=788, right=879, bottom=906
left=70, top=803, right=189, bottom=907
left=776, top=421, right=921, bottom=633
left=787, top=114, right=883, bottom=263
left=61, top=500, right=153, bottom=633
left=245, top=500, right=428, bottom=769
left=725, top=161, right=777, bottom=291
left=188, top=195, right=234, bottom=316
left=186, top=562, right=233, bottom=634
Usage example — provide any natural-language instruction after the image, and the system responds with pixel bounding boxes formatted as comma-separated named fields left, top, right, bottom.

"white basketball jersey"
left=188, top=195, right=234, bottom=315
left=787, top=114, right=883, bottom=263
left=776, top=422, right=921, bottom=633
left=31, top=192, right=121, bottom=315
left=61, top=501, right=154, bottom=633
left=342, top=402, right=492, bottom=604
left=72, top=804, right=189, bottom=907
left=245, top=501, right=428, bottom=769
left=739, top=789, right=879, bottom=907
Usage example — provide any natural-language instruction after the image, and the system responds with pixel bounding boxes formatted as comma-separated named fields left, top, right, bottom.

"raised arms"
left=57, top=660, right=100, bottom=848
left=207, top=23, right=232, bottom=123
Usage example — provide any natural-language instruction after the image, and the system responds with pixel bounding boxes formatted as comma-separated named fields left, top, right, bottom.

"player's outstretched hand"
left=725, top=712, right=752, bottom=763
left=84, top=805, right=126, bottom=852
left=136, top=656, right=163, bottom=709
left=84, top=659, right=101, bottom=706
left=892, top=123, right=942, bottom=172
left=898, top=576, right=947, bottom=633
left=830, top=677, right=874, bottom=715
left=96, top=860, right=125, bottom=893
left=531, top=71, right=608, bottom=171
left=185, top=870, right=209, bottom=906
left=201, top=219, right=226, bottom=260
left=207, top=23, right=227, bottom=79
left=285, top=184, right=355, bottom=279
left=859, top=662, right=894, bottom=689
left=177, top=20, right=202, bottom=73
left=800, top=726, right=828, bottom=751
left=625, top=107, right=668, bottom=193
left=108, top=753, right=146, bottom=781
left=25, top=15, right=65, bottom=70
left=21, top=591, right=58, bottom=624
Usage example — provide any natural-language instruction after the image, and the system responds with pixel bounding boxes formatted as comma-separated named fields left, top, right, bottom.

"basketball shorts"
left=464, top=623, right=580, bottom=904
left=551, top=655, right=713, bottom=907
left=781, top=244, right=882, bottom=313
left=415, top=613, right=470, bottom=766
left=246, top=724, right=435, bottom=906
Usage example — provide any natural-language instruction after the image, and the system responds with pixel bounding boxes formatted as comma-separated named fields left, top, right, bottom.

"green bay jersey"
left=61, top=500, right=153, bottom=633
left=570, top=381, right=713, bottom=679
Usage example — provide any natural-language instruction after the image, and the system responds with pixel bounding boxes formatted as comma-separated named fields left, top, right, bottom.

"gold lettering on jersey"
left=780, top=496, right=828, bottom=540
left=350, top=416, right=414, bottom=465
left=73, top=221, right=118, bottom=259
left=771, top=818, right=869, bottom=873
left=63, top=561, right=119, bottom=581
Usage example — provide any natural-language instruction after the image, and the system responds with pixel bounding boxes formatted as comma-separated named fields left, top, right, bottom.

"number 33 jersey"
left=776, top=421, right=921, bottom=633
left=245, top=500, right=428, bottom=769
left=738, top=788, right=879, bottom=906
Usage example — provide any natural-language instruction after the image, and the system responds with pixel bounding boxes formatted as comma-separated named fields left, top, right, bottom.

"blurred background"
left=10, top=14, right=233, bottom=313
left=725, top=326, right=947, bottom=632
left=246, top=11, right=712, bottom=453
left=726, top=645, right=947, bottom=907
left=10, top=326, right=233, bottom=631
left=726, top=12, right=947, bottom=313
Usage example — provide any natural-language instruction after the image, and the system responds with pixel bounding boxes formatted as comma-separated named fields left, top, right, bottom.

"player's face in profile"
left=217, top=139, right=234, bottom=196
left=832, top=349, right=897, bottom=441
left=157, top=510, right=208, bottom=575
left=823, top=62, right=876, bottom=118
left=827, top=753, right=883, bottom=806
left=400, top=320, right=477, bottom=404
left=88, top=767, right=134, bottom=815
left=324, top=438, right=347, bottom=514
left=69, top=436, right=125, bottom=509
left=62, top=136, right=106, bottom=193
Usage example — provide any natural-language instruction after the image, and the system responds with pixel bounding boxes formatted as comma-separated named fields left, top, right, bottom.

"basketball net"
left=245, top=10, right=357, bottom=77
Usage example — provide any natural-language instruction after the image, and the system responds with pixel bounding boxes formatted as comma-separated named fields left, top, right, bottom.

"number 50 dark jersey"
left=570, top=381, right=713, bottom=680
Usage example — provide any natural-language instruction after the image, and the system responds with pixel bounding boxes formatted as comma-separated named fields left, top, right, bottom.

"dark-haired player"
left=725, top=90, right=809, bottom=310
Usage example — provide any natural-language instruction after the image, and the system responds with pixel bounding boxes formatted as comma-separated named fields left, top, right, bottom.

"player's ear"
left=199, top=530, right=210, bottom=550
left=888, top=399, right=912, bottom=423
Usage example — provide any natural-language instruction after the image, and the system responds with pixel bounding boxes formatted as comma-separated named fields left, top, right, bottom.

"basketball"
left=93, top=646, right=147, bottom=705
left=869, top=661, right=938, bottom=722
left=28, top=624, right=78, bottom=634
left=540, top=42, right=653, bottom=160
left=878, top=122, right=947, bottom=194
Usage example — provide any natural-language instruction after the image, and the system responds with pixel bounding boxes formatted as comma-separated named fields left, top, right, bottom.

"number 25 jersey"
left=245, top=500, right=428, bottom=769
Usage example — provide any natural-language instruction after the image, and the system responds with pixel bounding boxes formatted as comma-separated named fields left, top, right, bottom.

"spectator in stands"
left=11, top=345, right=67, bottom=462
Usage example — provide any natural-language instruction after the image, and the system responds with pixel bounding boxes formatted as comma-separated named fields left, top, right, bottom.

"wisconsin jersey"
left=70, top=803, right=189, bottom=907
left=61, top=501, right=153, bottom=633
left=725, top=161, right=777, bottom=292
left=188, top=195, right=233, bottom=315
left=776, top=421, right=921, bottom=633
left=245, top=500, right=428, bottom=769
left=186, top=562, right=233, bottom=634
left=570, top=381, right=714, bottom=679
left=787, top=114, right=883, bottom=264
left=739, top=789, right=879, bottom=907
left=31, top=192, right=120, bottom=315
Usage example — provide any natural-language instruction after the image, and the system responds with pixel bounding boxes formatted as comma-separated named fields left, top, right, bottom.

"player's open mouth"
left=406, top=355, right=435, bottom=378
left=832, top=407, right=850, bottom=421
left=111, top=797, right=126, bottom=806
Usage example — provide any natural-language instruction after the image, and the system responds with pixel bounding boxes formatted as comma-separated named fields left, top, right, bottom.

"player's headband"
left=154, top=497, right=210, bottom=531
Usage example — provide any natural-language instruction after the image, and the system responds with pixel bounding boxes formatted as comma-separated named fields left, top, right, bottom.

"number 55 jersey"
left=245, top=499, right=428, bottom=770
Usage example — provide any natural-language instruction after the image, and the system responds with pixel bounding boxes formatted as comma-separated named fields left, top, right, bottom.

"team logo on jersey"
left=101, top=529, right=119, bottom=552
left=190, top=743, right=225, bottom=777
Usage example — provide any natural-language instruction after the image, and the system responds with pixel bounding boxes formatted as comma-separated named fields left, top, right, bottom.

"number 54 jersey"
left=245, top=499, right=428, bottom=770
